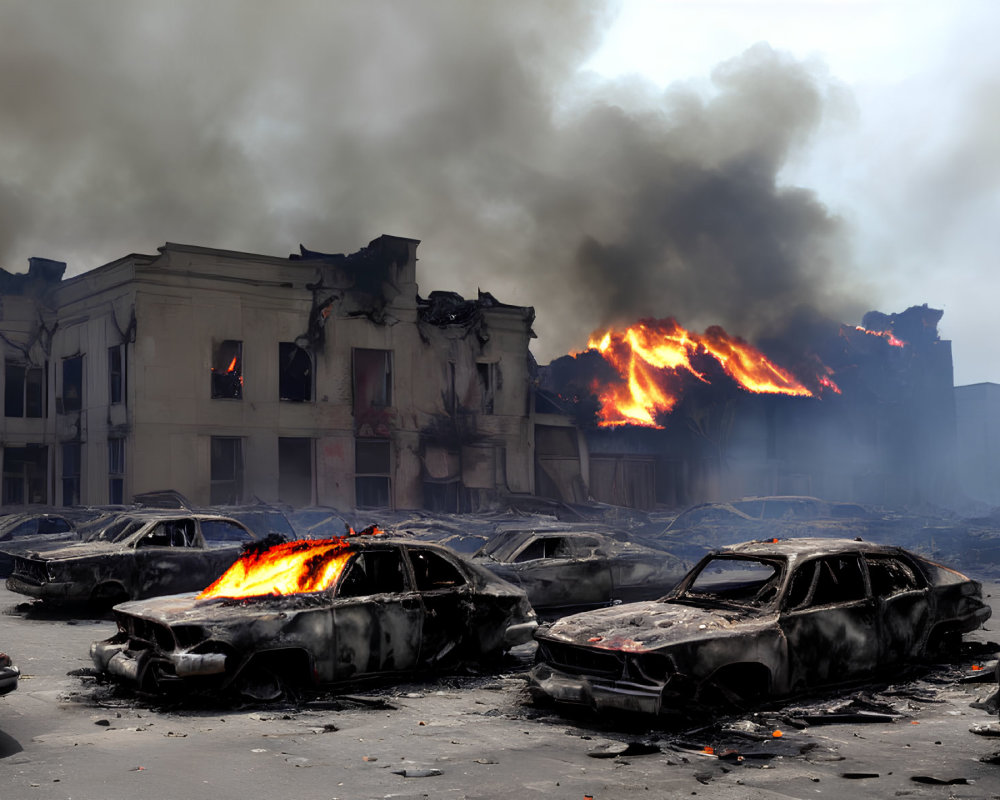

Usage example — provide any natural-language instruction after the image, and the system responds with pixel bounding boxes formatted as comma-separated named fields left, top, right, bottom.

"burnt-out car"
left=6, top=511, right=261, bottom=607
left=0, top=649, right=18, bottom=696
left=472, top=529, right=688, bottom=614
left=530, top=538, right=991, bottom=716
left=91, top=535, right=537, bottom=698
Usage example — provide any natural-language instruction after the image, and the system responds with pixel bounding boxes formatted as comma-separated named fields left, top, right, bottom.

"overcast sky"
left=1, top=1, right=996, bottom=384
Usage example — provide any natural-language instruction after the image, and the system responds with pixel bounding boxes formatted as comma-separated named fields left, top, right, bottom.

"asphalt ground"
left=2, top=583, right=1000, bottom=800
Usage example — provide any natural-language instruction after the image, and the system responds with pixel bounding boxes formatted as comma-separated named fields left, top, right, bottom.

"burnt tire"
left=89, top=583, right=130, bottom=610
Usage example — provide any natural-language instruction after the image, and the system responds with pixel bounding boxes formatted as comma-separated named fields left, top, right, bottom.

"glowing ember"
left=199, top=538, right=356, bottom=599
left=584, top=319, right=835, bottom=428
left=854, top=326, right=906, bottom=347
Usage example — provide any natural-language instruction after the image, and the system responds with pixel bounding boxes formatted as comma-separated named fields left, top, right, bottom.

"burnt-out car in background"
left=0, top=508, right=123, bottom=576
left=530, top=538, right=991, bottom=716
left=91, top=534, right=537, bottom=699
left=6, top=511, right=261, bottom=607
left=0, top=648, right=18, bottom=696
left=473, top=529, right=688, bottom=614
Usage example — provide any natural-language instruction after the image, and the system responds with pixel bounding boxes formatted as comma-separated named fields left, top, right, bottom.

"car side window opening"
left=138, top=520, right=196, bottom=548
left=201, top=519, right=253, bottom=543
left=790, top=555, right=866, bottom=609
left=865, top=556, right=921, bottom=597
left=409, top=549, right=466, bottom=591
left=513, top=536, right=571, bottom=562
left=685, top=557, right=782, bottom=606
left=337, top=550, right=407, bottom=598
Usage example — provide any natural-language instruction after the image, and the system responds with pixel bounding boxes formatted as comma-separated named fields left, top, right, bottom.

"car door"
left=511, top=534, right=613, bottom=609
left=131, top=518, right=217, bottom=597
left=331, top=547, right=423, bottom=680
left=406, top=546, right=475, bottom=665
left=778, top=554, right=878, bottom=691
left=865, top=554, right=931, bottom=663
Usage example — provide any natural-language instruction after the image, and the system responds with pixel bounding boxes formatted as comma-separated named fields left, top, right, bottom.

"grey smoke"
left=0, top=0, right=866, bottom=361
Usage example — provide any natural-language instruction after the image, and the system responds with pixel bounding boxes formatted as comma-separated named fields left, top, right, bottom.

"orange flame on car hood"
left=584, top=318, right=838, bottom=428
left=199, top=537, right=362, bottom=600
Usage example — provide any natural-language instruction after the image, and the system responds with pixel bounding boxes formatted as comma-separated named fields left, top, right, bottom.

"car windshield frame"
left=669, top=554, right=786, bottom=611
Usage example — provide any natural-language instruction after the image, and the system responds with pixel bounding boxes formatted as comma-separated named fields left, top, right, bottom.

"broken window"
left=865, top=555, right=921, bottom=597
left=201, top=519, right=254, bottom=544
left=804, top=556, right=866, bottom=607
left=514, top=537, right=572, bottom=562
left=138, top=519, right=195, bottom=548
left=108, top=345, right=124, bottom=405
left=353, top=348, right=392, bottom=410
left=278, top=437, right=313, bottom=507
left=355, top=439, right=390, bottom=508
left=61, top=356, right=83, bottom=413
left=211, top=340, right=243, bottom=399
left=108, top=438, right=125, bottom=505
left=477, top=362, right=496, bottom=414
left=337, top=550, right=407, bottom=597
left=684, top=556, right=783, bottom=608
left=210, top=437, right=243, bottom=504
left=279, top=343, right=313, bottom=402
left=409, top=549, right=466, bottom=590
left=4, top=361, right=45, bottom=418
left=61, top=442, right=81, bottom=506
left=2, top=445, right=48, bottom=504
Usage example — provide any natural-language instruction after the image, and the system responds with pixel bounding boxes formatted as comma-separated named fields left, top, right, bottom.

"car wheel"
left=89, top=583, right=130, bottom=610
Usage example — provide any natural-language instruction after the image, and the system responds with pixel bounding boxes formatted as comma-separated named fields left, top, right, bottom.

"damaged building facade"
left=0, top=236, right=537, bottom=511
left=537, top=305, right=961, bottom=510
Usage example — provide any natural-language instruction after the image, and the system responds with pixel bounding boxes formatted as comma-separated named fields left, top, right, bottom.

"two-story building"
left=0, top=235, right=538, bottom=511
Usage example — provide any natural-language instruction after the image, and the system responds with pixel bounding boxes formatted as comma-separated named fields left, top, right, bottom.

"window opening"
left=352, top=348, right=392, bottom=410
left=108, top=345, right=124, bottom=405
left=108, top=438, right=125, bottom=505
left=210, top=437, right=243, bottom=504
left=5, top=361, right=45, bottom=418
left=62, top=356, right=83, bottom=413
left=279, top=342, right=313, bottom=402
left=409, top=549, right=466, bottom=590
left=61, top=442, right=81, bottom=506
left=278, top=437, right=313, bottom=507
left=355, top=439, right=390, bottom=508
left=211, top=340, right=243, bottom=399
left=337, top=550, right=407, bottom=597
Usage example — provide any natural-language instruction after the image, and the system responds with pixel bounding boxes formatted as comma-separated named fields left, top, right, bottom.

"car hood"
left=114, top=590, right=326, bottom=628
left=4, top=540, right=121, bottom=561
left=538, top=599, right=774, bottom=652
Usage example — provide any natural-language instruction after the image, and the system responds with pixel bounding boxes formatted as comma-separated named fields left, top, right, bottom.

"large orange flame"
left=199, top=538, right=356, bottom=599
left=584, top=319, right=837, bottom=428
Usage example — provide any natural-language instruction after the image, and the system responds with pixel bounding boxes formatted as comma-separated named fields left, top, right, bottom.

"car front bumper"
left=91, top=639, right=228, bottom=687
left=528, top=662, right=667, bottom=715
left=6, top=575, right=85, bottom=602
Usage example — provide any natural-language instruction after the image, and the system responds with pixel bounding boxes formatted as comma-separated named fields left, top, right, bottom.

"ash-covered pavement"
left=2, top=583, right=1000, bottom=800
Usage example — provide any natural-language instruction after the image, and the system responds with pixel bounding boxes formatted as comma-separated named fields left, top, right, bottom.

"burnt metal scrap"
left=530, top=537, right=991, bottom=717
left=472, top=528, right=689, bottom=614
left=4, top=511, right=262, bottom=607
left=91, top=537, right=537, bottom=699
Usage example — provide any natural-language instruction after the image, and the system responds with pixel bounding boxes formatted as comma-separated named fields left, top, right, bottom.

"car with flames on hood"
left=90, top=529, right=538, bottom=699
left=471, top=527, right=688, bottom=615
left=529, top=538, right=991, bottom=716
left=5, top=511, right=261, bottom=608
